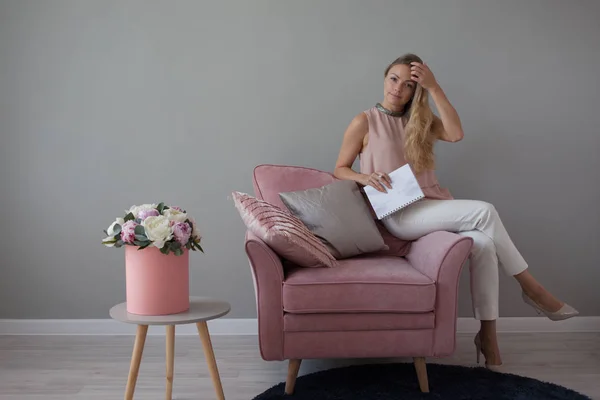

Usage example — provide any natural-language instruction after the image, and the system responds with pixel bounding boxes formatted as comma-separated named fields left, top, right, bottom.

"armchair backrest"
left=251, top=163, right=413, bottom=257
left=252, top=164, right=336, bottom=210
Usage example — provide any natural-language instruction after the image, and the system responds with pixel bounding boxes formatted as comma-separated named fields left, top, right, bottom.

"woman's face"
left=383, top=64, right=416, bottom=110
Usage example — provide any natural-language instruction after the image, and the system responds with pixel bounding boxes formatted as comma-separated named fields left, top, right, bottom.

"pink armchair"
left=244, top=164, right=473, bottom=394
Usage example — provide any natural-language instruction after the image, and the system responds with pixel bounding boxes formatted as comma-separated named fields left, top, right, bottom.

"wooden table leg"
left=166, top=325, right=175, bottom=400
left=125, top=324, right=148, bottom=400
left=196, top=321, right=225, bottom=400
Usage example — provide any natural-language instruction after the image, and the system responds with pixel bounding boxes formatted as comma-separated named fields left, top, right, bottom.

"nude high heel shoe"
left=474, top=332, right=503, bottom=372
left=521, top=292, right=579, bottom=321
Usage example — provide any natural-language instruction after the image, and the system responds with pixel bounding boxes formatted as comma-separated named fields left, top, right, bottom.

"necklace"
left=376, top=103, right=405, bottom=117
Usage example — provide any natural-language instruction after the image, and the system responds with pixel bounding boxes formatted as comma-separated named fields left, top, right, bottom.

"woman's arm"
left=429, top=85, right=464, bottom=142
left=334, top=113, right=391, bottom=192
left=410, top=62, right=464, bottom=143
left=334, top=113, right=368, bottom=183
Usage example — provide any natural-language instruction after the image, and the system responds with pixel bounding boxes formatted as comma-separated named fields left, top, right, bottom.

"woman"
left=333, top=53, right=578, bottom=370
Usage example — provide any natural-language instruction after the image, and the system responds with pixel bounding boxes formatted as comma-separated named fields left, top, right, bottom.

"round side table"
left=109, top=296, right=231, bottom=400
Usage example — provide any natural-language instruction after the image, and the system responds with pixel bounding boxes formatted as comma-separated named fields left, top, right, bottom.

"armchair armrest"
left=244, top=230, right=285, bottom=360
left=406, top=231, right=473, bottom=356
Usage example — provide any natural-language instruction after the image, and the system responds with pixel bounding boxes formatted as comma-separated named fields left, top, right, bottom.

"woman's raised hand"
left=410, top=62, right=439, bottom=91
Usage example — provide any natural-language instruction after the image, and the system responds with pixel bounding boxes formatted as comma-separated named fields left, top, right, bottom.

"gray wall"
left=1, top=0, right=598, bottom=319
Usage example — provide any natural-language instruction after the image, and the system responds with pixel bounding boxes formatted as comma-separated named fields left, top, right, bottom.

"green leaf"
left=157, top=202, right=165, bottom=214
left=160, top=245, right=170, bottom=255
left=124, top=212, right=135, bottom=222
left=192, top=241, right=204, bottom=253
left=134, top=225, right=145, bottom=235
left=103, top=229, right=108, bottom=236
left=134, top=234, right=147, bottom=242
left=113, top=224, right=122, bottom=235
left=175, top=248, right=183, bottom=256
left=136, top=242, right=151, bottom=250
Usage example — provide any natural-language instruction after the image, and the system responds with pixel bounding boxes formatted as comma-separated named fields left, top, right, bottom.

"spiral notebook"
left=363, top=164, right=425, bottom=219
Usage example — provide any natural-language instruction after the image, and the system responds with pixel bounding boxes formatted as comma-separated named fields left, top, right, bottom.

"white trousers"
left=382, top=199, right=528, bottom=320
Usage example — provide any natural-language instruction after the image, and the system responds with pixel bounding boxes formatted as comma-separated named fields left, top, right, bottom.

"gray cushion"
left=278, top=180, right=388, bottom=259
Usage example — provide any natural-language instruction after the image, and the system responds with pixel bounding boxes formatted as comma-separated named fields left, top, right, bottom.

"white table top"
left=109, top=296, right=230, bottom=325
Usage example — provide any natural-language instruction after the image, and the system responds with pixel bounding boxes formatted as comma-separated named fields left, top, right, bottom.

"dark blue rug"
left=252, top=363, right=591, bottom=399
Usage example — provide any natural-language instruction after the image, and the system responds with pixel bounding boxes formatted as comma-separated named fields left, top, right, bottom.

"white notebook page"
left=363, top=164, right=425, bottom=219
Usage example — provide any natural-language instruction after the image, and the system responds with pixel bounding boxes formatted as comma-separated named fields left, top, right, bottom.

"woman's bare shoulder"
left=340, top=111, right=369, bottom=154
left=345, top=112, right=369, bottom=138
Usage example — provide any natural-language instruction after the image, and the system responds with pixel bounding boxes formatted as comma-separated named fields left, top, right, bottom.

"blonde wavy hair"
left=384, top=54, right=435, bottom=174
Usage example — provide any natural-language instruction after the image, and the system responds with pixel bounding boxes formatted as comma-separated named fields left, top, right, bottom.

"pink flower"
left=171, top=206, right=183, bottom=212
left=172, top=221, right=192, bottom=246
left=121, top=220, right=138, bottom=244
left=138, top=209, right=159, bottom=220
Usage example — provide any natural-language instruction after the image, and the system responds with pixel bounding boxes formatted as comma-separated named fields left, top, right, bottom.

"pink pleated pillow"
left=232, top=191, right=338, bottom=268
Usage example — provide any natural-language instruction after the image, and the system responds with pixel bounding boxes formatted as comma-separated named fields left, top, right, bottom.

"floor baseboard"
left=0, top=317, right=598, bottom=336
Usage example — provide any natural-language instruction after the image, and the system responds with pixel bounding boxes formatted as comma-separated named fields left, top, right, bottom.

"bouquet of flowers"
left=102, top=203, right=203, bottom=256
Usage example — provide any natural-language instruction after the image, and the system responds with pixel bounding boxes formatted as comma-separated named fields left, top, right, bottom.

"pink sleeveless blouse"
left=359, top=106, right=453, bottom=200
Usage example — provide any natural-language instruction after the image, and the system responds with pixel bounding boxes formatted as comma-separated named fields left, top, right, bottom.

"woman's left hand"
left=410, top=62, right=439, bottom=91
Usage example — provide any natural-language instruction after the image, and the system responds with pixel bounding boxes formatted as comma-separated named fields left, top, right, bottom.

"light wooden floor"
left=1, top=333, right=599, bottom=399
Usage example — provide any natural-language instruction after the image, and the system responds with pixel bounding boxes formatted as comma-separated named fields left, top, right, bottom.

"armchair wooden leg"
left=285, top=359, right=302, bottom=395
left=413, top=357, right=429, bottom=393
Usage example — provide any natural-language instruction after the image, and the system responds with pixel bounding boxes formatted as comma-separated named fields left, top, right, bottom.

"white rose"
left=107, top=218, right=125, bottom=236
left=126, top=204, right=157, bottom=218
left=189, top=217, right=201, bottom=240
left=162, top=208, right=188, bottom=223
left=142, top=215, right=173, bottom=249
